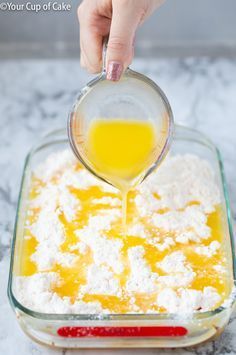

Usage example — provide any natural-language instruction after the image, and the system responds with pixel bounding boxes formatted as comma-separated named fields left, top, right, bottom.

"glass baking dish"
left=8, top=125, right=236, bottom=349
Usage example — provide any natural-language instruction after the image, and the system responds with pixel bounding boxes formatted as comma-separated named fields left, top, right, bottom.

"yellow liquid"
left=16, top=124, right=232, bottom=314
left=79, top=119, right=167, bottom=231
left=86, top=119, right=158, bottom=185
left=19, top=174, right=231, bottom=313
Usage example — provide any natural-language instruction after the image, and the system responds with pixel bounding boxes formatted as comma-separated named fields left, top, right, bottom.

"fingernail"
left=106, top=61, right=123, bottom=81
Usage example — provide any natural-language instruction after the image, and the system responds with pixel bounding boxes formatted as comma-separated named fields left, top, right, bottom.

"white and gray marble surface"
left=0, top=57, right=235, bottom=355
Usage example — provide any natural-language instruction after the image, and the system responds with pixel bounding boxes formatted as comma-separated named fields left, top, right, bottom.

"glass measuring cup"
left=68, top=47, right=174, bottom=191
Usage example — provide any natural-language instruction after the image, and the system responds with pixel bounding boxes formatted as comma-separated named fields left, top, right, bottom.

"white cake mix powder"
left=14, top=150, right=230, bottom=315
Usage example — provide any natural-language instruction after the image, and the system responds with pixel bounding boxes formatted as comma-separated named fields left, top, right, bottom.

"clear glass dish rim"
left=8, top=125, right=236, bottom=322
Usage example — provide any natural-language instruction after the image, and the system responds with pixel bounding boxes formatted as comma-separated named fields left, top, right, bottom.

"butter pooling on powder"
left=15, top=150, right=225, bottom=314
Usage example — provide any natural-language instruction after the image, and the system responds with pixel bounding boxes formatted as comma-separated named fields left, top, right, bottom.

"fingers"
left=78, top=4, right=103, bottom=73
left=106, top=0, right=143, bottom=81
left=78, top=0, right=146, bottom=79
left=80, top=28, right=103, bottom=73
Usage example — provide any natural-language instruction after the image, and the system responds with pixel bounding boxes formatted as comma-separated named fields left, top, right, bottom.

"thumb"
left=106, top=1, right=142, bottom=81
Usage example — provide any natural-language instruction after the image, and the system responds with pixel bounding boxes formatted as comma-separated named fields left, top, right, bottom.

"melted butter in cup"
left=68, top=66, right=174, bottom=233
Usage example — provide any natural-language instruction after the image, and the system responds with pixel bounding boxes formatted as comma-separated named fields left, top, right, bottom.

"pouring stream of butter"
left=78, top=118, right=168, bottom=233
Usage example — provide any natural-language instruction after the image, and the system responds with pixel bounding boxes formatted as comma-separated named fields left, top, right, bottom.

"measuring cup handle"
left=102, top=37, right=108, bottom=74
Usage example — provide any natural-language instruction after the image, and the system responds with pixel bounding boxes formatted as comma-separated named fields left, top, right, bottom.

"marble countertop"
left=0, top=57, right=235, bottom=355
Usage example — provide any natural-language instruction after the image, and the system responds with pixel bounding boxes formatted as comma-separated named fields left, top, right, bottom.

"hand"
left=78, top=0, right=165, bottom=80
